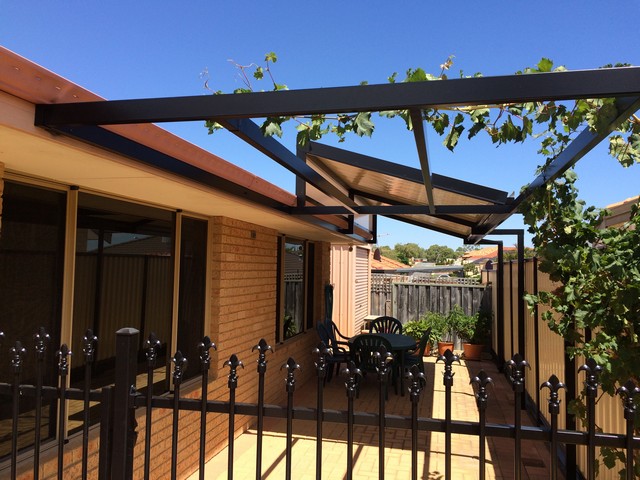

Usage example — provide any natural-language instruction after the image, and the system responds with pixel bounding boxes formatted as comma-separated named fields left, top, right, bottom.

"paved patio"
left=191, top=355, right=559, bottom=479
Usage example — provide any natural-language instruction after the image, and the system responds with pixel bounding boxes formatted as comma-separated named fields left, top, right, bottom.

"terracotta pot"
left=437, top=341, right=454, bottom=356
left=462, top=343, right=484, bottom=361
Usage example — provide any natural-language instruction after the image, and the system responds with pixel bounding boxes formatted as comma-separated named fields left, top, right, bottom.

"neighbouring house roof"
left=370, top=251, right=406, bottom=272
left=601, top=196, right=639, bottom=229
left=462, top=246, right=517, bottom=262
left=395, top=264, right=464, bottom=274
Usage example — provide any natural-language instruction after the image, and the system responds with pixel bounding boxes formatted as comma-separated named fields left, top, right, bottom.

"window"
left=72, top=193, right=175, bottom=400
left=278, top=237, right=315, bottom=341
left=176, top=216, right=208, bottom=376
left=0, top=182, right=66, bottom=458
left=0, top=181, right=210, bottom=456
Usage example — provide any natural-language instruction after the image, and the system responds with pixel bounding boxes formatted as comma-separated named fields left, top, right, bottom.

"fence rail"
left=1, top=328, right=639, bottom=480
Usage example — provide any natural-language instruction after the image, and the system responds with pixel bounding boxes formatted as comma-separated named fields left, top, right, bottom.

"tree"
left=423, top=244, right=456, bottom=264
left=393, top=242, right=423, bottom=265
left=378, top=245, right=398, bottom=261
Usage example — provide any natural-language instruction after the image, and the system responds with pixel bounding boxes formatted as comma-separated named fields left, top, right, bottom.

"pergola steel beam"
left=466, top=95, right=640, bottom=243
left=409, top=109, right=435, bottom=214
left=35, top=67, right=640, bottom=126
left=219, top=118, right=359, bottom=212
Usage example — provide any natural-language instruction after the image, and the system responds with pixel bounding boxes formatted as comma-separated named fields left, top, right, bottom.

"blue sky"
left=3, top=1, right=639, bottom=249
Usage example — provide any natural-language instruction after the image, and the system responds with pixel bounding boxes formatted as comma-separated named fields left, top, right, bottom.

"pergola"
left=33, top=67, right=640, bottom=246
left=33, top=66, right=640, bottom=366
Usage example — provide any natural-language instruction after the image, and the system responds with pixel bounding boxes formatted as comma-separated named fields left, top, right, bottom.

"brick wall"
left=17, top=215, right=330, bottom=479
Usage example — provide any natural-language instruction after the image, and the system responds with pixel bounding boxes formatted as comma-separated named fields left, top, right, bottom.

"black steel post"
left=57, top=344, right=71, bottom=479
left=437, top=349, right=460, bottom=480
left=312, top=342, right=330, bottom=480
left=345, top=360, right=362, bottom=480
left=471, top=370, right=492, bottom=480
left=81, top=330, right=97, bottom=480
left=198, top=336, right=216, bottom=480
left=10, top=341, right=26, bottom=480
left=507, top=353, right=528, bottom=480
left=374, top=345, right=394, bottom=478
left=225, top=354, right=243, bottom=480
left=33, top=328, right=50, bottom=480
left=171, top=351, right=187, bottom=480
left=98, top=386, right=114, bottom=480
left=564, top=347, right=577, bottom=479
left=143, top=333, right=161, bottom=480
left=617, top=380, right=640, bottom=480
left=533, top=257, right=541, bottom=420
left=516, top=231, right=525, bottom=371
left=112, top=327, right=140, bottom=480
left=496, top=242, right=505, bottom=369
left=252, top=339, right=271, bottom=480
left=541, top=375, right=565, bottom=480
left=579, top=358, right=602, bottom=480
left=282, top=357, right=300, bottom=480
left=408, top=365, right=426, bottom=480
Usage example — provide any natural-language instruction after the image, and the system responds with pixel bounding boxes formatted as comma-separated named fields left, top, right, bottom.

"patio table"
left=348, top=332, right=416, bottom=396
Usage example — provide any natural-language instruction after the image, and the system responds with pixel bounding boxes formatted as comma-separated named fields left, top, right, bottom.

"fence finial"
left=506, top=353, right=529, bottom=393
left=10, top=341, right=26, bottom=374
left=82, top=329, right=98, bottom=363
left=33, top=327, right=50, bottom=360
left=198, top=336, right=217, bottom=371
left=225, top=354, right=244, bottom=389
left=312, top=342, right=331, bottom=380
left=345, top=360, right=362, bottom=399
left=281, top=357, right=301, bottom=393
left=56, top=344, right=71, bottom=376
left=172, top=350, right=188, bottom=387
left=373, top=344, right=394, bottom=384
left=252, top=338, right=272, bottom=374
left=578, top=358, right=602, bottom=398
left=617, top=379, right=640, bottom=419
left=541, top=374, right=565, bottom=415
left=471, top=370, right=493, bottom=410
left=145, top=332, right=162, bottom=367
left=407, top=364, right=426, bottom=401
left=437, top=349, right=460, bottom=387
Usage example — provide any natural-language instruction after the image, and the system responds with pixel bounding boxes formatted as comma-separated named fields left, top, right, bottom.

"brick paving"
left=190, top=355, right=561, bottom=479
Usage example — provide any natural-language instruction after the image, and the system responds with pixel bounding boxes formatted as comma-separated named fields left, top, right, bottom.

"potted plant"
left=403, top=318, right=433, bottom=356
left=419, top=310, right=453, bottom=356
left=453, top=307, right=491, bottom=361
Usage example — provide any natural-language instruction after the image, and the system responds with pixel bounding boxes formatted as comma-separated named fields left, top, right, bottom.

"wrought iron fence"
left=1, top=328, right=639, bottom=480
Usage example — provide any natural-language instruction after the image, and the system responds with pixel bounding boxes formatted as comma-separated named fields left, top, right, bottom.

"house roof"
left=0, top=47, right=366, bottom=244
left=601, top=196, right=639, bottom=228
left=463, top=246, right=517, bottom=261
left=370, top=251, right=406, bottom=271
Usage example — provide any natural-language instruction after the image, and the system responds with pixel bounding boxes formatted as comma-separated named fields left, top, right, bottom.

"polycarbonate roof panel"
left=304, top=147, right=509, bottom=237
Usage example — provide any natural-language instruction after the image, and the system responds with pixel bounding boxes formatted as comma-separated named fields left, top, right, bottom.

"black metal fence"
left=1, top=327, right=639, bottom=480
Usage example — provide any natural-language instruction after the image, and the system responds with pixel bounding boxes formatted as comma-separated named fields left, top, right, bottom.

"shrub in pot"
left=420, top=310, right=454, bottom=356
left=452, top=306, right=491, bottom=361
left=404, top=317, right=440, bottom=355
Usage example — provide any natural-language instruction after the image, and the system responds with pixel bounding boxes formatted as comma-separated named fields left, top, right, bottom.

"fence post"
left=471, top=370, right=492, bottom=480
left=437, top=349, right=460, bottom=480
left=111, top=327, right=139, bottom=480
